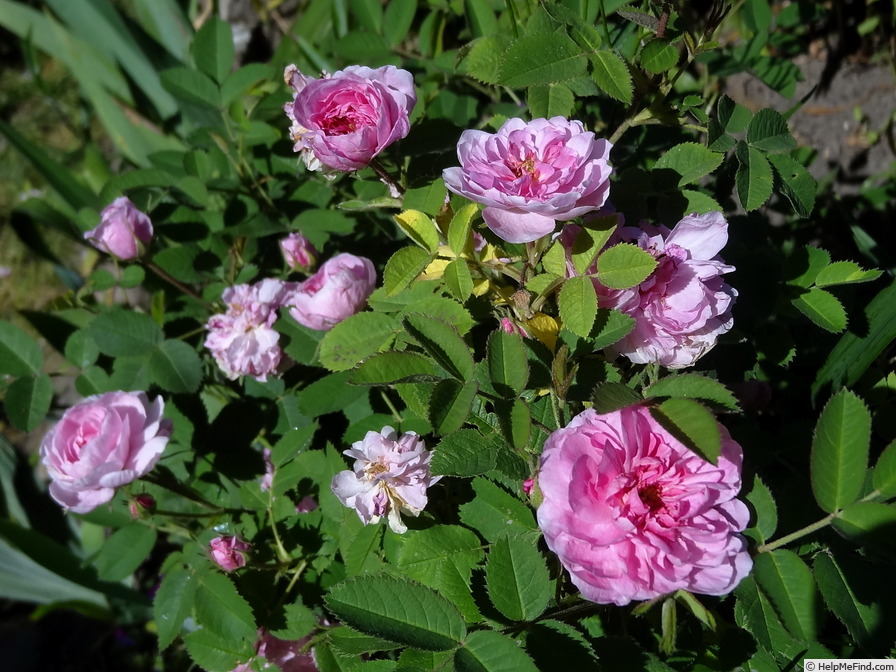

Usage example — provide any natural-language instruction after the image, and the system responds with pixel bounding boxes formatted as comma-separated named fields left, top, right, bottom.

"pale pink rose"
left=442, top=117, right=613, bottom=243
left=209, top=535, right=251, bottom=572
left=296, top=496, right=318, bottom=513
left=205, top=279, right=296, bottom=381
left=283, top=64, right=416, bottom=173
left=232, top=630, right=318, bottom=672
left=84, top=197, right=153, bottom=260
left=331, top=426, right=441, bottom=534
left=39, top=391, right=172, bottom=514
left=286, top=253, right=376, bottom=331
left=280, top=232, right=319, bottom=274
left=593, top=212, right=737, bottom=369
left=537, top=405, right=752, bottom=606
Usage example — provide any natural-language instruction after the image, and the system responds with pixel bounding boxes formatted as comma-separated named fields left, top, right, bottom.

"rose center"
left=638, top=482, right=664, bottom=512
left=325, top=114, right=359, bottom=136
left=368, top=460, right=389, bottom=477
left=508, top=153, right=538, bottom=180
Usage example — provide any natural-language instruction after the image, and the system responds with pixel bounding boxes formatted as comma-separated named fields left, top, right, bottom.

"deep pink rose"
left=537, top=405, right=752, bottom=606
left=286, top=253, right=376, bottom=331
left=39, top=391, right=171, bottom=514
left=280, top=232, right=319, bottom=274
left=205, top=278, right=296, bottom=381
left=442, top=117, right=613, bottom=243
left=210, top=535, right=252, bottom=572
left=283, top=64, right=416, bottom=173
left=331, top=426, right=441, bottom=534
left=232, top=630, right=318, bottom=672
left=591, top=212, right=737, bottom=368
left=84, top=197, right=153, bottom=260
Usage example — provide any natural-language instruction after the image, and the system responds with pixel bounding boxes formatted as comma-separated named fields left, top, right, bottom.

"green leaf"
left=320, top=313, right=399, bottom=372
left=149, top=339, right=201, bottom=393
left=813, top=261, right=882, bottom=287
left=640, top=38, right=678, bottom=73
left=192, top=17, right=233, bottom=83
left=403, top=314, right=474, bottom=382
left=814, top=552, right=881, bottom=652
left=752, top=550, right=818, bottom=642
left=487, top=330, right=529, bottom=398
left=350, top=352, right=441, bottom=385
left=650, top=398, right=721, bottom=464
left=813, top=279, right=896, bottom=399
left=810, top=389, right=871, bottom=513
left=465, top=0, right=497, bottom=37
left=384, top=247, right=433, bottom=296
left=596, top=243, right=658, bottom=290
left=0, top=320, right=43, bottom=376
left=747, top=108, right=796, bottom=153
left=644, top=374, right=740, bottom=412
left=5, top=374, right=52, bottom=432
left=448, top=203, right=478, bottom=256
left=94, top=524, right=157, bottom=582
left=558, top=275, right=597, bottom=338
left=769, top=153, right=816, bottom=218
left=220, top=62, right=275, bottom=105
left=184, top=628, right=252, bottom=672
left=832, top=502, right=896, bottom=558
left=154, top=564, right=198, bottom=650
left=735, top=141, right=773, bottom=211
left=459, top=478, right=537, bottom=542
left=342, top=522, right=384, bottom=577
left=455, top=630, right=539, bottom=672
left=527, top=83, right=575, bottom=119
left=717, top=94, right=752, bottom=133
left=383, top=0, right=417, bottom=46
left=571, top=215, right=617, bottom=275
left=64, top=330, right=99, bottom=369
left=298, top=371, right=366, bottom=417
left=395, top=210, right=440, bottom=253
left=431, top=429, right=498, bottom=477
left=459, top=35, right=512, bottom=84
left=194, top=572, right=257, bottom=641
left=429, top=379, right=478, bottom=435
left=443, top=259, right=474, bottom=302
left=499, top=33, right=587, bottom=87
left=735, top=576, right=796, bottom=657
left=498, top=399, right=530, bottom=451
left=592, top=382, right=641, bottom=414
left=348, top=0, right=383, bottom=33
left=745, top=474, right=778, bottom=544
left=325, top=574, right=466, bottom=651
left=89, top=309, right=163, bottom=356
left=160, top=66, right=221, bottom=108
left=792, top=288, right=848, bottom=332
left=785, top=245, right=831, bottom=288
left=654, top=142, right=724, bottom=187
left=486, top=534, right=550, bottom=622
left=872, top=440, right=896, bottom=497
left=589, top=50, right=633, bottom=103
left=591, top=309, right=636, bottom=350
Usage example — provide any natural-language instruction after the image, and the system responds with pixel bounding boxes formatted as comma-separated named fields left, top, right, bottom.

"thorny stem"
left=368, top=158, right=405, bottom=196
left=145, top=261, right=207, bottom=304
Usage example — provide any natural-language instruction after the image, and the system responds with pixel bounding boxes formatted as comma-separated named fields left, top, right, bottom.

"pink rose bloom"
left=283, top=64, right=416, bottom=173
left=84, top=197, right=153, bottom=260
left=280, top=232, right=319, bottom=274
left=286, top=253, right=376, bottom=331
left=39, top=391, right=172, bottom=514
left=331, top=426, right=441, bottom=534
left=205, top=278, right=295, bottom=381
left=210, top=535, right=252, bottom=572
left=232, top=630, right=318, bottom=672
left=442, top=117, right=613, bottom=244
left=537, top=405, right=752, bottom=606
left=594, top=212, right=737, bottom=369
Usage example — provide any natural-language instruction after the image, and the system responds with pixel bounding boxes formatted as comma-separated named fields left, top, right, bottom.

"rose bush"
left=443, top=117, right=613, bottom=243
left=536, top=405, right=752, bottom=606
left=39, top=391, right=171, bottom=514
left=283, top=64, right=416, bottom=173
left=83, top=196, right=153, bottom=260
left=287, top=253, right=376, bottom=331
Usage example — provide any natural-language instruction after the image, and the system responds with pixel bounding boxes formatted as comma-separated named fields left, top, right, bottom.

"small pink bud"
left=500, top=317, right=530, bottom=338
left=129, top=494, right=156, bottom=518
left=296, top=495, right=318, bottom=513
left=280, top=232, right=319, bottom=274
left=209, top=535, right=251, bottom=572
left=522, top=478, right=534, bottom=496
left=84, top=196, right=153, bottom=261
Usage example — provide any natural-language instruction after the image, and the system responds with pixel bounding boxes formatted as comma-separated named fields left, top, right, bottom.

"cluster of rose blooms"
left=39, top=61, right=753, bottom=670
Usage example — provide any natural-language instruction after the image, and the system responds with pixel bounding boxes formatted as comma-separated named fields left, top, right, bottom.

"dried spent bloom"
left=39, top=391, right=171, bottom=514
left=84, top=196, right=153, bottom=260
left=287, top=253, right=376, bottom=331
left=232, top=630, right=318, bottom=672
left=443, top=117, right=613, bottom=243
left=537, top=405, right=752, bottom=606
left=284, top=64, right=416, bottom=173
left=209, top=535, right=252, bottom=572
left=593, top=212, right=737, bottom=369
left=331, top=426, right=441, bottom=534
left=280, top=232, right=319, bottom=274
left=205, top=278, right=296, bottom=381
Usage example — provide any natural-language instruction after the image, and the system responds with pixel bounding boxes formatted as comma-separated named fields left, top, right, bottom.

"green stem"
left=369, top=158, right=405, bottom=196
left=269, top=506, right=291, bottom=563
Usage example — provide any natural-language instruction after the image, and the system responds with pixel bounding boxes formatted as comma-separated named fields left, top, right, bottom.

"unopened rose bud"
left=129, top=494, right=156, bottom=518
left=84, top=197, right=153, bottom=261
left=209, top=535, right=251, bottom=572
left=280, top=232, right=319, bottom=274
left=500, top=317, right=530, bottom=338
